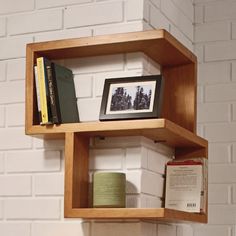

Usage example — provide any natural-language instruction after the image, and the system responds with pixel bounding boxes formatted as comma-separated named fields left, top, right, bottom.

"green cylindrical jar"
left=93, top=172, right=126, bottom=208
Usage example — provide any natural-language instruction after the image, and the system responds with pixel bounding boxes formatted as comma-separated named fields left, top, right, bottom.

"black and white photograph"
left=106, top=81, right=155, bottom=114
left=99, top=75, right=164, bottom=121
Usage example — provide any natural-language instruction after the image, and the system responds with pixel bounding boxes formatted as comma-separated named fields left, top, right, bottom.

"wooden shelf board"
left=65, top=208, right=207, bottom=223
left=27, top=29, right=196, bottom=67
left=26, top=119, right=207, bottom=150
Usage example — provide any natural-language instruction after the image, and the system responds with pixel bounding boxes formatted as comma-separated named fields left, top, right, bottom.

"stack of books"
left=34, top=57, right=79, bottom=125
left=164, top=158, right=207, bottom=213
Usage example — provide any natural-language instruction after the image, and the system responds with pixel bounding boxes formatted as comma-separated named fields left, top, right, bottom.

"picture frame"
left=99, top=75, right=164, bottom=121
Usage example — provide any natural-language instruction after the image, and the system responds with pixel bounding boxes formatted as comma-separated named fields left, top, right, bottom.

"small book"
left=165, top=159, right=206, bottom=213
left=50, top=62, right=79, bottom=124
left=36, top=57, right=53, bottom=125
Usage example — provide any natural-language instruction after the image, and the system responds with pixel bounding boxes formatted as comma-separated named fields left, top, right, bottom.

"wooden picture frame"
left=99, top=75, right=164, bottom=121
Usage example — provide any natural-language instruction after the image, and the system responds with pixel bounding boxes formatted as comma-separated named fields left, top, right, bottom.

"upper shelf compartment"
left=27, top=29, right=196, bottom=66
left=26, top=29, right=197, bottom=133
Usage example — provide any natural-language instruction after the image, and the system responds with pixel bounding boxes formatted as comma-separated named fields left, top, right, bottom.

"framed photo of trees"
left=99, top=75, right=164, bottom=121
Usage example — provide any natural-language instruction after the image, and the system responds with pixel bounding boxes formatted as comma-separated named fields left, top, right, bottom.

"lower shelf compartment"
left=65, top=208, right=207, bottom=223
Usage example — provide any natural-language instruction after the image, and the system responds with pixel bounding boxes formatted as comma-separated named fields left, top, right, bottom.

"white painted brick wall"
left=0, top=223, right=31, bottom=236
left=65, top=2, right=123, bottom=28
left=8, top=9, right=63, bottom=35
left=0, top=175, right=31, bottom=196
left=0, top=0, right=195, bottom=236
left=5, top=199, right=60, bottom=219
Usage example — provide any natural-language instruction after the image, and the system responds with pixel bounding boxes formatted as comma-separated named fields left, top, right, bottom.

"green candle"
left=93, top=172, right=126, bottom=208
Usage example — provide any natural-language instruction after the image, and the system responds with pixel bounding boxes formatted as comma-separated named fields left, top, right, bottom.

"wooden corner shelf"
left=25, top=29, right=208, bottom=223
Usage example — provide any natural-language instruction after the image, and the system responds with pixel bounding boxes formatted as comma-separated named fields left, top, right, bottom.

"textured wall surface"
left=194, top=0, right=236, bottom=236
left=0, top=0, right=195, bottom=235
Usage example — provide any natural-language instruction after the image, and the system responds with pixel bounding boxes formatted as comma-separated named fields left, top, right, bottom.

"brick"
left=32, top=222, right=90, bottom=236
left=6, top=104, right=24, bottom=127
left=34, top=173, right=64, bottom=196
left=140, top=222, right=157, bottom=236
left=126, top=0, right=143, bottom=21
left=0, top=17, right=6, bottom=37
left=177, top=224, right=193, bottom=236
left=197, top=85, right=203, bottom=103
left=0, top=36, right=33, bottom=60
left=195, top=21, right=230, bottom=43
left=33, top=137, right=65, bottom=149
left=194, top=5, right=204, bottom=24
left=209, top=143, right=231, bottom=163
left=9, top=9, right=63, bottom=36
left=5, top=199, right=60, bottom=219
left=198, top=62, right=230, bottom=85
left=0, top=153, right=4, bottom=173
left=170, top=25, right=193, bottom=51
left=209, top=184, right=230, bottom=204
left=7, top=58, right=26, bottom=81
left=36, top=0, right=91, bottom=9
left=158, top=224, right=176, bottom=236
left=0, top=128, right=31, bottom=150
left=6, top=150, right=60, bottom=173
left=232, top=184, right=236, bottom=203
left=0, top=175, right=31, bottom=196
left=193, top=225, right=231, bottom=236
left=209, top=163, right=236, bottom=183
left=0, top=200, right=2, bottom=219
left=208, top=205, right=236, bottom=224
left=0, top=61, right=6, bottom=82
left=179, top=12, right=193, bottom=41
left=231, top=62, right=236, bottom=81
left=0, top=81, right=24, bottom=104
left=77, top=98, right=101, bottom=122
left=161, top=0, right=179, bottom=25
left=206, top=123, right=236, bottom=142
left=141, top=194, right=162, bottom=208
left=94, top=21, right=144, bottom=36
left=94, top=70, right=143, bottom=97
left=35, top=28, right=92, bottom=42
left=66, top=54, right=124, bottom=74
left=205, top=2, right=236, bottom=22
left=65, top=2, right=123, bottom=28
left=0, top=106, right=5, bottom=127
left=91, top=222, right=141, bottom=236
left=233, top=144, right=236, bottom=162
left=172, top=0, right=193, bottom=22
left=126, top=52, right=148, bottom=70
left=147, top=149, right=169, bottom=175
left=0, top=0, right=34, bottom=14
left=126, top=147, right=147, bottom=169
left=197, top=103, right=230, bottom=123
left=194, top=44, right=204, bottom=63
left=150, top=0, right=160, bottom=8
left=74, top=75, right=93, bottom=98
left=142, top=170, right=164, bottom=197
left=0, top=223, right=31, bottom=236
left=126, top=171, right=142, bottom=193
left=90, top=148, right=124, bottom=170
left=205, top=84, right=236, bottom=102
left=126, top=195, right=140, bottom=207
left=150, top=6, right=170, bottom=32
left=205, top=41, right=236, bottom=62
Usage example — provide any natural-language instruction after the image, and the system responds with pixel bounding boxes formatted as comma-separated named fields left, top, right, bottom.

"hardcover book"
left=50, top=62, right=79, bottom=124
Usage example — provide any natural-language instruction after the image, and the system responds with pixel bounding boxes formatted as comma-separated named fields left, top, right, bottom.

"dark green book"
left=50, top=62, right=79, bottom=124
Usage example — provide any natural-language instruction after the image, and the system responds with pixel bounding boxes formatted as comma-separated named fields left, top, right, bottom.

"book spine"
left=34, top=66, right=42, bottom=123
left=46, top=64, right=60, bottom=124
left=36, top=57, right=49, bottom=124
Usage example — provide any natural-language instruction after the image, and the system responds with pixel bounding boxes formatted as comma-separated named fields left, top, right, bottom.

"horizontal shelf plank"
left=27, top=29, right=196, bottom=67
left=65, top=208, right=207, bottom=223
left=26, top=119, right=207, bottom=150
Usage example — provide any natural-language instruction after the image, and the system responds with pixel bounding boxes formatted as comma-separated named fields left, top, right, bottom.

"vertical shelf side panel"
left=64, top=132, right=89, bottom=217
left=25, top=46, right=37, bottom=131
left=162, top=63, right=197, bottom=133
